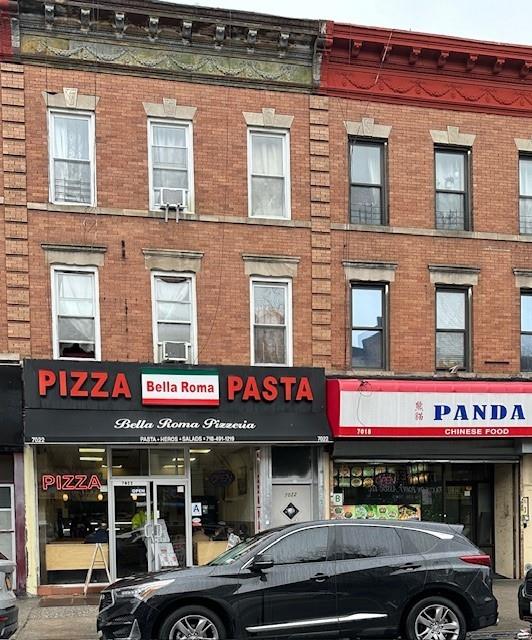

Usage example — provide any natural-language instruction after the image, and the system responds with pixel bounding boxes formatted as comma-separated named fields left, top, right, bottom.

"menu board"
left=331, top=503, right=422, bottom=521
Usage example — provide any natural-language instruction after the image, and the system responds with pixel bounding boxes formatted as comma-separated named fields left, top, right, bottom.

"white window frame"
left=48, top=109, right=96, bottom=207
left=250, top=277, right=293, bottom=366
left=247, top=128, right=291, bottom=220
left=0, top=484, right=15, bottom=563
left=151, top=271, right=198, bottom=364
left=51, top=264, right=101, bottom=361
left=147, top=119, right=195, bottom=213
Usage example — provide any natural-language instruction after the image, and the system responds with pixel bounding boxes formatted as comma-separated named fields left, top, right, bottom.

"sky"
left=168, top=0, right=532, bottom=47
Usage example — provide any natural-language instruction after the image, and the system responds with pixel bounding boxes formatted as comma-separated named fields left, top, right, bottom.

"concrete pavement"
left=10, top=580, right=529, bottom=640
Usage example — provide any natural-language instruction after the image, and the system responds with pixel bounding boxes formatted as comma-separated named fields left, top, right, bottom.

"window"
left=351, top=285, right=386, bottom=369
left=335, top=525, right=401, bottom=560
left=248, top=130, right=290, bottom=218
left=435, top=148, right=469, bottom=230
left=519, top=155, right=532, bottom=234
left=251, top=279, right=291, bottom=365
left=397, top=529, right=438, bottom=555
left=521, top=291, right=532, bottom=371
left=269, top=527, right=330, bottom=565
left=436, top=288, right=469, bottom=370
left=149, top=120, right=193, bottom=211
left=49, top=111, right=95, bottom=205
left=52, top=267, right=100, bottom=359
left=349, top=140, right=386, bottom=224
left=152, top=273, right=195, bottom=363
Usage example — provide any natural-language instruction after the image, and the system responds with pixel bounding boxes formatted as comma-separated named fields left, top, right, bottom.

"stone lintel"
left=343, top=260, right=397, bottom=282
left=344, top=117, right=391, bottom=139
left=42, top=243, right=106, bottom=266
left=143, top=99, right=197, bottom=120
left=243, top=254, right=299, bottom=278
left=143, top=249, right=203, bottom=273
left=429, top=264, right=480, bottom=286
left=243, top=108, right=293, bottom=129
left=42, top=88, right=99, bottom=111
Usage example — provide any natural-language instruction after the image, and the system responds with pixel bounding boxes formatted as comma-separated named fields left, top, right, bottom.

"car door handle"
left=398, top=563, right=421, bottom=571
left=311, top=573, right=329, bottom=583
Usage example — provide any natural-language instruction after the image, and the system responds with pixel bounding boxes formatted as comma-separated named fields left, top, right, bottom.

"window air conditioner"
left=160, top=341, right=191, bottom=363
left=159, top=188, right=187, bottom=210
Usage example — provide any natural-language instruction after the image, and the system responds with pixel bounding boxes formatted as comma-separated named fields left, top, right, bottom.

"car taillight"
left=460, top=554, right=491, bottom=567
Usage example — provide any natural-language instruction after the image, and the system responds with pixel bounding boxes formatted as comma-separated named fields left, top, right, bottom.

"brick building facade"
left=0, top=0, right=531, bottom=591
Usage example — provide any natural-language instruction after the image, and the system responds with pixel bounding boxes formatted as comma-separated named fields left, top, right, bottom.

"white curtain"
left=57, top=272, right=95, bottom=343
left=520, top=158, right=532, bottom=196
left=251, top=134, right=285, bottom=216
left=53, top=115, right=91, bottom=202
left=152, top=124, right=188, bottom=204
left=351, top=144, right=381, bottom=185
left=436, top=152, right=464, bottom=191
left=437, top=291, right=465, bottom=330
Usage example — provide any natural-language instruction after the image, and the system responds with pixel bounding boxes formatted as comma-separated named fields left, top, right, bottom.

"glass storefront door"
left=111, top=480, right=189, bottom=579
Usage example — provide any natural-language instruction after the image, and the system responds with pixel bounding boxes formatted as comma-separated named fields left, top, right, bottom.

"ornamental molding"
left=430, top=125, right=475, bottom=147
left=243, top=108, right=294, bottom=129
left=342, top=260, right=397, bottom=283
left=143, top=249, right=203, bottom=273
left=344, top=117, right=391, bottom=139
left=143, top=99, right=196, bottom=120
left=42, top=87, right=99, bottom=111
left=243, top=254, right=299, bottom=278
left=42, top=243, right=106, bottom=266
left=428, top=264, right=480, bottom=286
left=323, top=67, right=532, bottom=118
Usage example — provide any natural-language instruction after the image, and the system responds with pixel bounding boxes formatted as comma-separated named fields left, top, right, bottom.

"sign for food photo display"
left=23, top=360, right=330, bottom=444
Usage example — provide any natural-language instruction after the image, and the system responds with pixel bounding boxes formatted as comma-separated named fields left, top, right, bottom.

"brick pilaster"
left=309, top=95, right=331, bottom=368
left=1, top=63, right=30, bottom=356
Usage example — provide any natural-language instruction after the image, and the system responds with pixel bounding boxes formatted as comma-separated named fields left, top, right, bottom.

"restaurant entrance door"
left=110, top=479, right=190, bottom=579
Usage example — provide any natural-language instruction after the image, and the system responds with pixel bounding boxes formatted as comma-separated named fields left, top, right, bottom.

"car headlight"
left=113, top=578, right=174, bottom=601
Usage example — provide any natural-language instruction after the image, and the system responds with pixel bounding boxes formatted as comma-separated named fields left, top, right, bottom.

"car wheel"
left=405, top=596, right=466, bottom=640
left=159, top=605, right=227, bottom=640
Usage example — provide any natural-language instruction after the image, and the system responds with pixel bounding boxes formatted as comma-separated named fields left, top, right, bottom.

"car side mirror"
left=250, top=553, right=274, bottom=572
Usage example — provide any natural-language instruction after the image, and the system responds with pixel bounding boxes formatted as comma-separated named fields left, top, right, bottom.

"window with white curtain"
left=49, top=111, right=95, bottom=205
left=349, top=140, right=386, bottom=224
left=149, top=120, right=193, bottom=211
left=251, top=279, right=292, bottom=365
left=519, top=155, right=532, bottom=234
left=152, top=274, right=195, bottom=363
left=248, top=130, right=290, bottom=218
left=52, top=267, right=100, bottom=359
left=436, top=288, right=469, bottom=370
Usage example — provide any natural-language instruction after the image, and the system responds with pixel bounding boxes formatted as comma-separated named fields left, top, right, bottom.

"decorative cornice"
left=321, top=23, right=532, bottom=117
left=18, top=0, right=321, bottom=91
left=243, top=108, right=294, bottom=129
left=143, top=99, right=196, bottom=120
left=344, top=117, right=391, bottom=139
left=430, top=125, right=475, bottom=147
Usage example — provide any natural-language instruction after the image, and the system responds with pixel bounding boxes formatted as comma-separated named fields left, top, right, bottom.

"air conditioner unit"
left=160, top=341, right=191, bottom=363
left=159, top=188, right=188, bottom=210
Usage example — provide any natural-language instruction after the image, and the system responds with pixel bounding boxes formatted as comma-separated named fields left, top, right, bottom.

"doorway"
left=110, top=479, right=190, bottom=579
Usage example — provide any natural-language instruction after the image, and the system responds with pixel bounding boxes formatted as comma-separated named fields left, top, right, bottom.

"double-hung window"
left=349, top=140, right=386, bottom=224
left=521, top=291, right=532, bottom=371
left=435, top=148, right=469, bottom=230
left=52, top=266, right=100, bottom=359
left=49, top=111, right=95, bottom=205
left=149, top=120, right=193, bottom=211
left=436, top=288, right=469, bottom=370
left=351, top=285, right=386, bottom=369
left=251, top=279, right=292, bottom=365
left=152, top=273, right=195, bottom=363
left=248, top=130, right=290, bottom=218
left=519, top=155, right=532, bottom=234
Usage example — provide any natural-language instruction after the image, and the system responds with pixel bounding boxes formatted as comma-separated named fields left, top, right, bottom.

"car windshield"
left=208, top=528, right=282, bottom=566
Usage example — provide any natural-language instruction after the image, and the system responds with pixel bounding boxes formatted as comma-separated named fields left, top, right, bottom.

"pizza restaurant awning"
left=327, top=378, right=532, bottom=439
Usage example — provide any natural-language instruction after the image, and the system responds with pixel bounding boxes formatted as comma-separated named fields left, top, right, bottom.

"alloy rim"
left=169, top=614, right=219, bottom=640
left=414, top=604, right=461, bottom=640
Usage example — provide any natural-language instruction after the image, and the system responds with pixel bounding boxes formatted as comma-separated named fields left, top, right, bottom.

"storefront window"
left=331, top=462, right=443, bottom=522
left=110, top=449, right=149, bottom=476
left=36, top=446, right=109, bottom=585
left=149, top=449, right=185, bottom=476
left=190, top=446, right=255, bottom=565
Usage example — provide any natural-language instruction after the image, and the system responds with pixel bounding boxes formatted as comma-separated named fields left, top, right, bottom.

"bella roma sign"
left=327, top=379, right=532, bottom=439
left=24, top=361, right=329, bottom=444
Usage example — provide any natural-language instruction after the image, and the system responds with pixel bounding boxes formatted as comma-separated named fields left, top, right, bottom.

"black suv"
left=97, top=520, right=497, bottom=640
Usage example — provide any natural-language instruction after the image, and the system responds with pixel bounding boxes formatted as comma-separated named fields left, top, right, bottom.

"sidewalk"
left=9, top=579, right=528, bottom=640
